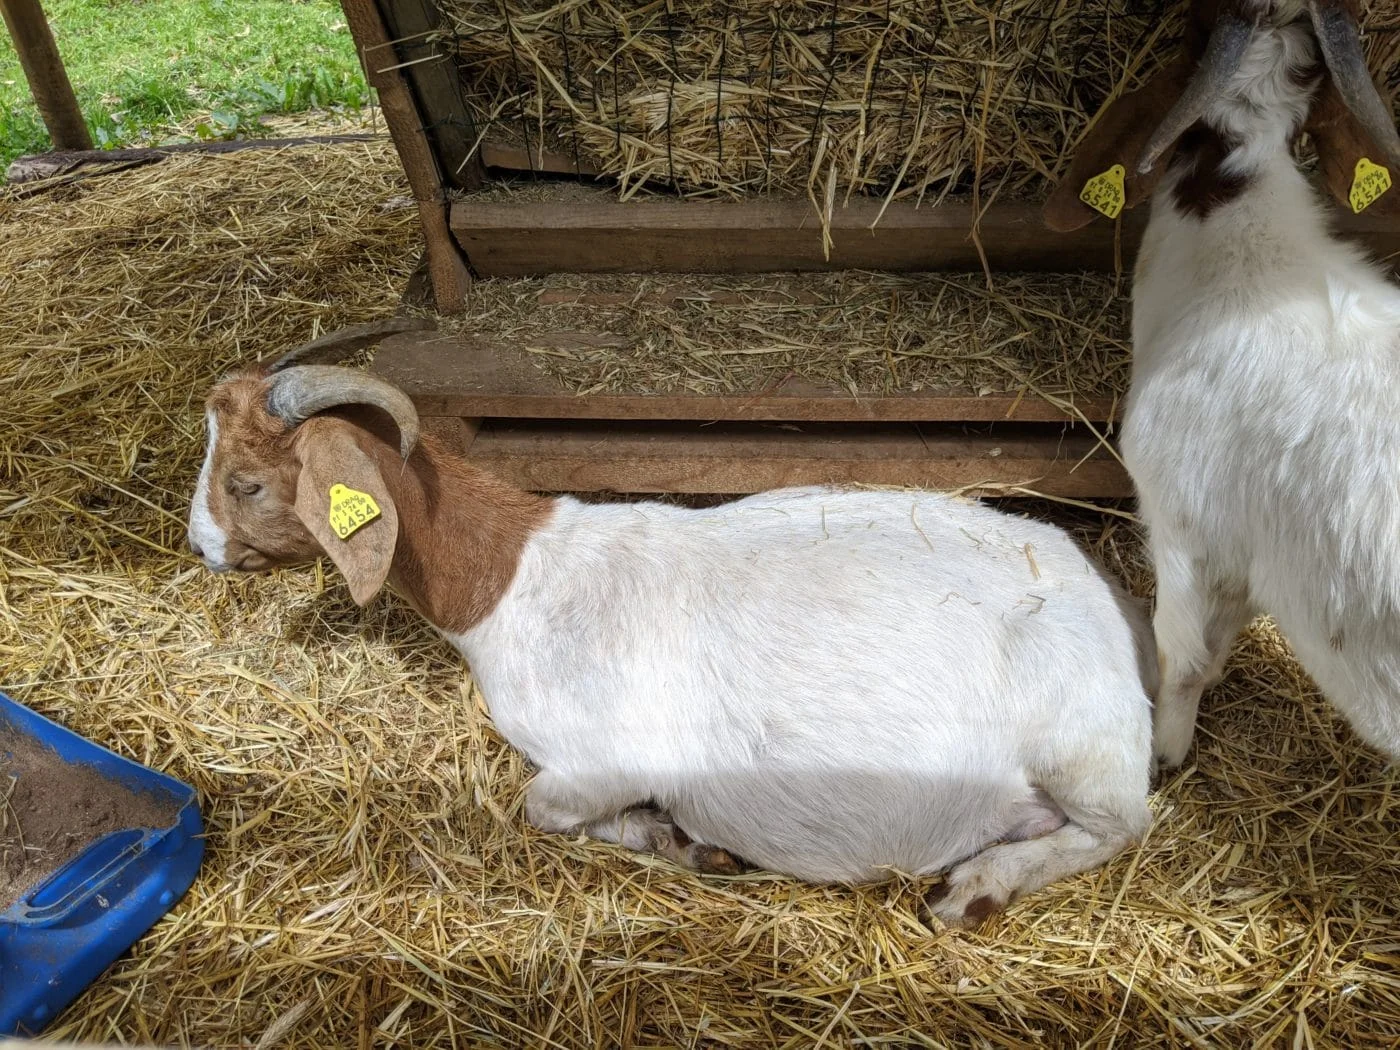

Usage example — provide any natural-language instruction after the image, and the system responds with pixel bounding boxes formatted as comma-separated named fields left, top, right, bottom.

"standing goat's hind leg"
left=1151, top=544, right=1251, bottom=770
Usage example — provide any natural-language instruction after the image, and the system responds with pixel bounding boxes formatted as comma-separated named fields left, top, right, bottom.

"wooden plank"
left=5, top=134, right=380, bottom=184
left=374, top=0, right=483, bottom=190
left=341, top=0, right=472, bottom=312
left=451, top=188, right=1400, bottom=276
left=463, top=420, right=1130, bottom=497
left=480, top=141, right=600, bottom=178
left=371, top=328, right=1117, bottom=424
left=0, top=0, right=90, bottom=150
left=451, top=191, right=1145, bottom=275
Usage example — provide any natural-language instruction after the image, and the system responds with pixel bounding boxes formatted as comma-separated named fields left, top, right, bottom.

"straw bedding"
left=440, top=0, right=1400, bottom=202
left=450, top=268, right=1129, bottom=405
left=5, top=141, right=1400, bottom=1047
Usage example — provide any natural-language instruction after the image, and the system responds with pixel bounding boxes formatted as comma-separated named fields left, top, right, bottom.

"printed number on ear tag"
left=1350, top=157, right=1392, bottom=214
left=328, top=484, right=381, bottom=541
left=1080, top=164, right=1127, bottom=220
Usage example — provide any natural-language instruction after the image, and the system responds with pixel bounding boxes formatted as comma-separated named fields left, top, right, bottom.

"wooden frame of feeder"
left=340, top=0, right=1400, bottom=497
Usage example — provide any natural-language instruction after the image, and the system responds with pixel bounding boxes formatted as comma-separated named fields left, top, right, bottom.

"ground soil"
left=0, top=726, right=183, bottom=910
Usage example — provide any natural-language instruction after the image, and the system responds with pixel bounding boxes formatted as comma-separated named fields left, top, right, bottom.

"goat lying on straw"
left=187, top=321, right=1154, bottom=927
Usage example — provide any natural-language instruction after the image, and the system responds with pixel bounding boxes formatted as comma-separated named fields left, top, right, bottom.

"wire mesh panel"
left=430, top=0, right=1400, bottom=202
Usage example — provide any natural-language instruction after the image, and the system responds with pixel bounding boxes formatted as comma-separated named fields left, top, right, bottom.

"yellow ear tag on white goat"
left=328, top=484, right=381, bottom=541
left=1080, top=164, right=1126, bottom=219
left=1349, top=157, right=1392, bottom=214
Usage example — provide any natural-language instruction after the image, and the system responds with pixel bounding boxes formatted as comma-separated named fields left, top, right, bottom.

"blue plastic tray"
left=0, top=691, right=204, bottom=1036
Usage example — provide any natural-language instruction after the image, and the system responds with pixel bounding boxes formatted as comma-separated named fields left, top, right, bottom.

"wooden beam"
left=479, top=141, right=600, bottom=178
left=0, top=0, right=90, bottom=150
left=371, top=328, right=1117, bottom=424
left=5, top=134, right=379, bottom=184
left=462, top=420, right=1130, bottom=497
left=341, top=0, right=472, bottom=312
left=451, top=187, right=1400, bottom=276
left=374, top=0, right=484, bottom=190
left=451, top=190, right=1145, bottom=276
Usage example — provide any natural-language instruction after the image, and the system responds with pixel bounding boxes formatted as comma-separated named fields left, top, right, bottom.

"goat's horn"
left=1309, top=0, right=1400, bottom=168
left=1137, top=15, right=1254, bottom=174
left=267, top=316, right=434, bottom=373
left=266, top=366, right=420, bottom=459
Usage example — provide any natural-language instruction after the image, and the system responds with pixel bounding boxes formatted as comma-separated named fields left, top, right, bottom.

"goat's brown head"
left=1044, top=0, right=1400, bottom=230
left=187, top=318, right=428, bottom=605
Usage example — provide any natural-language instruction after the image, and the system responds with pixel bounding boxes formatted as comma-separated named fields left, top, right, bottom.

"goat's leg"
left=926, top=817, right=1138, bottom=929
left=1150, top=540, right=1252, bottom=770
left=587, top=809, right=745, bottom=875
left=525, top=771, right=742, bottom=874
left=925, top=779, right=1149, bottom=929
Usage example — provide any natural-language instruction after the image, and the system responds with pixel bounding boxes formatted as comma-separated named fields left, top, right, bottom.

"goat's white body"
left=1127, top=23, right=1400, bottom=764
left=448, top=486, right=1152, bottom=891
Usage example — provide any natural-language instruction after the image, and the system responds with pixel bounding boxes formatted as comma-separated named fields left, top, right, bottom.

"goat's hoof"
left=1151, top=748, right=1190, bottom=789
left=692, top=845, right=745, bottom=876
left=922, top=883, right=1006, bottom=930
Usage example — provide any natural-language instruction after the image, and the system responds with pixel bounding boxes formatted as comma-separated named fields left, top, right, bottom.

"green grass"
left=0, top=0, right=369, bottom=168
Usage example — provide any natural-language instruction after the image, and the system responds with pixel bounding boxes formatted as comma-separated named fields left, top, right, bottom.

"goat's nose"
left=188, top=536, right=204, bottom=558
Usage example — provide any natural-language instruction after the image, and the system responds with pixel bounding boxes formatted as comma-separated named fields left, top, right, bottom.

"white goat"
left=186, top=325, right=1153, bottom=926
left=1047, top=0, right=1400, bottom=768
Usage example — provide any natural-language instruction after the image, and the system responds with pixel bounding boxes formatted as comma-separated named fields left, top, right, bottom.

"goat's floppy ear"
left=1044, top=57, right=1194, bottom=232
left=1306, top=74, right=1400, bottom=216
left=292, top=424, right=399, bottom=606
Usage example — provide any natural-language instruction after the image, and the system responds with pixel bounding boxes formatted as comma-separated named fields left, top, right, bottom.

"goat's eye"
left=230, top=478, right=263, bottom=497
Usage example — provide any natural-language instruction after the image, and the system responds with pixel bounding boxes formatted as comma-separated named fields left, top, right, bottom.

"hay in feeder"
left=448, top=268, right=1129, bottom=405
left=3, top=140, right=1400, bottom=1048
left=439, top=0, right=1400, bottom=203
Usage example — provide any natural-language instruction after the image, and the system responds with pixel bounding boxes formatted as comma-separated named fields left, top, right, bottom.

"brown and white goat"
left=187, top=324, right=1156, bottom=926
left=1046, top=0, right=1400, bottom=768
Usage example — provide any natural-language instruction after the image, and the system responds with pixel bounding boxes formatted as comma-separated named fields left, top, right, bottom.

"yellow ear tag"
left=1349, top=157, right=1392, bottom=214
left=1079, top=164, right=1127, bottom=219
left=328, top=484, right=381, bottom=541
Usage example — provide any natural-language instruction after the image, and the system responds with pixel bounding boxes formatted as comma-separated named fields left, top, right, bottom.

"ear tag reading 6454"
left=328, top=484, right=381, bottom=540
left=1080, top=164, right=1126, bottom=219
left=1350, top=157, right=1392, bottom=214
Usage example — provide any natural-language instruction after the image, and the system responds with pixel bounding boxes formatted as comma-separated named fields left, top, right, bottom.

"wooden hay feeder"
left=339, top=0, right=1400, bottom=497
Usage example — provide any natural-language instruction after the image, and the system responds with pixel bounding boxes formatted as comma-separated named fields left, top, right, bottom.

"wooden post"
left=341, top=0, right=473, bottom=313
left=374, top=0, right=484, bottom=191
left=0, top=0, right=91, bottom=151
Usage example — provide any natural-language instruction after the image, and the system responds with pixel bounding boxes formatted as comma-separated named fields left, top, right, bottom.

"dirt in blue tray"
left=0, top=727, right=182, bottom=910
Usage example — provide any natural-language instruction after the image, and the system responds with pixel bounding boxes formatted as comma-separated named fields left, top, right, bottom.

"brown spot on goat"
left=370, top=421, right=553, bottom=632
left=1170, top=125, right=1252, bottom=219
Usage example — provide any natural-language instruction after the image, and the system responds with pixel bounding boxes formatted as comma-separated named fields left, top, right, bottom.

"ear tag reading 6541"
left=328, top=484, right=381, bottom=541
left=1080, top=164, right=1126, bottom=219
left=1350, top=157, right=1392, bottom=214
